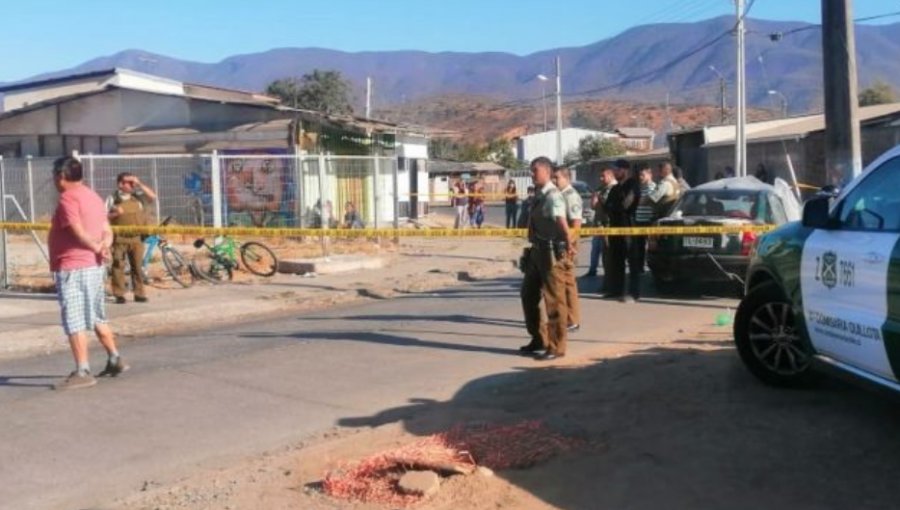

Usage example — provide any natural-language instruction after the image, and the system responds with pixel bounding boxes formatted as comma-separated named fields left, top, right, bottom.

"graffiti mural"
left=182, top=151, right=296, bottom=227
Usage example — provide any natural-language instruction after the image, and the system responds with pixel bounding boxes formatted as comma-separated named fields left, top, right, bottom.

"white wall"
left=119, top=89, right=190, bottom=131
left=0, top=89, right=195, bottom=139
left=111, top=71, right=183, bottom=97
left=0, top=107, right=57, bottom=135
left=3, top=69, right=185, bottom=112
left=430, top=175, right=450, bottom=204
left=59, top=90, right=123, bottom=135
left=516, top=128, right=617, bottom=163
left=396, top=134, right=429, bottom=159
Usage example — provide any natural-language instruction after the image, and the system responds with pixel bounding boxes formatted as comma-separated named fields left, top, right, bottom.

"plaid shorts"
left=54, top=265, right=108, bottom=336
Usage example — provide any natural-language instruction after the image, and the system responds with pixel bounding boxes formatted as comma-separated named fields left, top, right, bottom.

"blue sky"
left=0, top=0, right=895, bottom=81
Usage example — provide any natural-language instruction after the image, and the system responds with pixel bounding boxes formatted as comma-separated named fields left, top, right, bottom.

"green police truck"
left=734, top=144, right=900, bottom=392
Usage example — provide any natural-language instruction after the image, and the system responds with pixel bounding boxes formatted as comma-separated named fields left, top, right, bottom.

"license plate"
left=683, top=236, right=714, bottom=249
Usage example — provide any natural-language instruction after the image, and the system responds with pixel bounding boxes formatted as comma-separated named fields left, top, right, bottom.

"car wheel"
left=652, top=272, right=682, bottom=295
left=733, top=281, right=813, bottom=386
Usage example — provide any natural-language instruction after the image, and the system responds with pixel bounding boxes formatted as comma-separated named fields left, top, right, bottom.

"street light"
left=709, top=65, right=728, bottom=124
left=767, top=89, right=788, bottom=118
left=536, top=74, right=549, bottom=132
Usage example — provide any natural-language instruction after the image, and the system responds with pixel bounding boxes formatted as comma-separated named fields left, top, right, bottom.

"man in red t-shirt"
left=49, top=156, right=129, bottom=390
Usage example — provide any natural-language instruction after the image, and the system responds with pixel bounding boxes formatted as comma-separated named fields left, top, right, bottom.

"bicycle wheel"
left=161, top=246, right=194, bottom=288
left=240, top=241, right=278, bottom=277
left=190, top=251, right=234, bottom=283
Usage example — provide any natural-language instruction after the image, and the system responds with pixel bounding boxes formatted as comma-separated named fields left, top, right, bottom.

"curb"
left=1, top=265, right=519, bottom=362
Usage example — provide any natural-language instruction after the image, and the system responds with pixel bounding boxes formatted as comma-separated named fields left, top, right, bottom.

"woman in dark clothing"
left=504, top=180, right=519, bottom=228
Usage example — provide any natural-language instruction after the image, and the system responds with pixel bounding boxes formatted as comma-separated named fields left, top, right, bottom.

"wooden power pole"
left=822, top=0, right=863, bottom=184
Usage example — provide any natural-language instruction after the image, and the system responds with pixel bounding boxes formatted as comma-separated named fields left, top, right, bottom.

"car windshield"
left=675, top=190, right=760, bottom=220
left=572, top=181, right=590, bottom=196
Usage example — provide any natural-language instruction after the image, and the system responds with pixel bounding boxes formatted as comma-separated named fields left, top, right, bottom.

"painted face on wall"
left=226, top=158, right=283, bottom=211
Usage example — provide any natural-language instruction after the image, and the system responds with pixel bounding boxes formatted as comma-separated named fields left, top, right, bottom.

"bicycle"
left=190, top=236, right=278, bottom=283
left=141, top=216, right=194, bottom=288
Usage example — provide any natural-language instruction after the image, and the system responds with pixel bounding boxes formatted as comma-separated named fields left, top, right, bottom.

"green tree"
left=858, top=80, right=897, bottom=107
left=563, top=149, right=581, bottom=166
left=569, top=110, right=616, bottom=132
left=569, top=109, right=595, bottom=130
left=428, top=137, right=522, bottom=168
left=428, top=138, right=456, bottom=160
left=576, top=135, right=627, bottom=163
left=485, top=139, right=521, bottom=169
left=265, top=70, right=355, bottom=115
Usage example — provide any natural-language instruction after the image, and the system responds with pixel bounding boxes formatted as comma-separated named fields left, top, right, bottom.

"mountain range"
left=8, top=16, right=900, bottom=115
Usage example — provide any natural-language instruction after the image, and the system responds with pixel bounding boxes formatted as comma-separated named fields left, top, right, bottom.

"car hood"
left=658, top=217, right=757, bottom=226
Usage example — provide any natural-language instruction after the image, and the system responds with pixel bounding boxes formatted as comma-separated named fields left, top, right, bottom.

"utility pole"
left=734, top=0, right=747, bottom=177
left=536, top=74, right=549, bottom=132
left=555, top=56, right=563, bottom=164
left=822, top=0, right=862, bottom=184
left=542, top=81, right=548, bottom=132
left=365, top=77, right=372, bottom=118
left=709, top=65, right=727, bottom=124
left=718, top=78, right=727, bottom=123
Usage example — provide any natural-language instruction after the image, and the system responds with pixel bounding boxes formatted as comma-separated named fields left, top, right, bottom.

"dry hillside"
left=377, top=95, right=778, bottom=143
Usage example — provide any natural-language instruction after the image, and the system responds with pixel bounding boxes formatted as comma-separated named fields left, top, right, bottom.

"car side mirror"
left=802, top=196, right=834, bottom=229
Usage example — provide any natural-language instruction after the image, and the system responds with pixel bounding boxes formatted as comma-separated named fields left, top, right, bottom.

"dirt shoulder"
left=112, top=318, right=900, bottom=510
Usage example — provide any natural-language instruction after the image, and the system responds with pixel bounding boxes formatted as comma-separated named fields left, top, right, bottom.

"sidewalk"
left=0, top=237, right=523, bottom=361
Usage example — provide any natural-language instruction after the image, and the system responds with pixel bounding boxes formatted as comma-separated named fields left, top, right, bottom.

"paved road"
left=431, top=204, right=511, bottom=227
left=0, top=261, right=735, bottom=509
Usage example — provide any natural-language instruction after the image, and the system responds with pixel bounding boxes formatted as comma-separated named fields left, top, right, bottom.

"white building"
left=513, top=127, right=617, bottom=164
left=0, top=68, right=288, bottom=157
left=0, top=68, right=432, bottom=223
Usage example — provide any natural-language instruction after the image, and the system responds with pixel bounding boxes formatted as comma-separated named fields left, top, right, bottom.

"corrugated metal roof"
left=0, top=88, right=112, bottom=121
left=182, top=83, right=279, bottom=106
left=588, top=147, right=670, bottom=164
left=616, top=127, right=655, bottom=138
left=703, top=102, right=900, bottom=147
left=428, top=160, right=507, bottom=174
left=0, top=69, right=117, bottom=93
left=0, top=67, right=432, bottom=137
left=119, top=119, right=292, bottom=138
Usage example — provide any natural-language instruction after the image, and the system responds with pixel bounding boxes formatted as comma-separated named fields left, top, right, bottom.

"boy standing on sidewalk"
left=49, top=157, right=129, bottom=391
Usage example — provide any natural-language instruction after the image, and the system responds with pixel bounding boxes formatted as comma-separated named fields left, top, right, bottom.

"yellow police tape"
left=0, top=221, right=776, bottom=238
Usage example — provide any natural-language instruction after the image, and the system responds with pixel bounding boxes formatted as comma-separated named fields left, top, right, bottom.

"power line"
left=766, top=10, right=900, bottom=40
left=564, top=31, right=734, bottom=100
left=630, top=0, right=712, bottom=28
left=484, top=0, right=755, bottom=113
left=561, top=0, right=757, bottom=100
left=666, top=0, right=729, bottom=25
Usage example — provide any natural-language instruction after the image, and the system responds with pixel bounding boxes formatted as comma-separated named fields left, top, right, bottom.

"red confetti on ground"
left=322, top=420, right=581, bottom=506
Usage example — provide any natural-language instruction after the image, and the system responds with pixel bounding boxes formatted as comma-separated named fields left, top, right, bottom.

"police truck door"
left=800, top=156, right=900, bottom=382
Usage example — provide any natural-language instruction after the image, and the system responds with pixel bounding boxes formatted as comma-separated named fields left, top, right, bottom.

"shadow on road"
left=0, top=375, right=57, bottom=389
left=300, top=313, right=524, bottom=328
left=242, top=330, right=518, bottom=357
left=336, top=345, right=900, bottom=510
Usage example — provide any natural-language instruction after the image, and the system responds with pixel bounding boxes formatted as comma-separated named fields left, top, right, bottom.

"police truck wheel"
left=734, top=281, right=813, bottom=386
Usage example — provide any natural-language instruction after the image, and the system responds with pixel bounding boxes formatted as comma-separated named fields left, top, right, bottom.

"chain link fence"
left=0, top=153, right=401, bottom=289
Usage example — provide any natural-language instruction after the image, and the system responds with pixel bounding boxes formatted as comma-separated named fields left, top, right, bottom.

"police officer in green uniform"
left=519, top=157, right=573, bottom=361
left=106, top=172, right=156, bottom=304
left=553, top=166, right=583, bottom=332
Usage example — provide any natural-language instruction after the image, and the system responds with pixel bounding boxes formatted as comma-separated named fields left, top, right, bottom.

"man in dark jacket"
left=602, top=159, right=641, bottom=301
